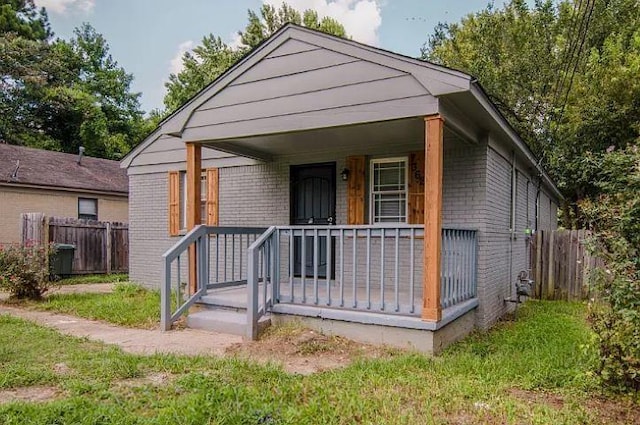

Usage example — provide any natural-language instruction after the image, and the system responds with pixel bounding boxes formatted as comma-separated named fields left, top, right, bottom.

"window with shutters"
left=169, top=168, right=219, bottom=235
left=180, top=171, right=207, bottom=230
left=78, top=198, right=98, bottom=220
left=370, top=158, right=408, bottom=223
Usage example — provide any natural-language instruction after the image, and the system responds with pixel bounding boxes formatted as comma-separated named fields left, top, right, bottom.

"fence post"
left=534, top=231, right=542, bottom=298
left=547, top=231, right=555, bottom=299
left=105, top=222, right=112, bottom=274
left=20, top=212, right=46, bottom=247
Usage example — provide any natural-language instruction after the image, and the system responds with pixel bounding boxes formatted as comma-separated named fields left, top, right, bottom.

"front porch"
left=160, top=223, right=478, bottom=351
left=156, top=109, right=484, bottom=352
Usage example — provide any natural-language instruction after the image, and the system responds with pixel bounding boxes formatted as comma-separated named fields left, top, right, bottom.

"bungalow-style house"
left=122, top=24, right=560, bottom=353
left=0, top=144, right=129, bottom=245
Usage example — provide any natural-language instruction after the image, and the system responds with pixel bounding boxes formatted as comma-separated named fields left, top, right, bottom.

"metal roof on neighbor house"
left=0, top=144, right=128, bottom=195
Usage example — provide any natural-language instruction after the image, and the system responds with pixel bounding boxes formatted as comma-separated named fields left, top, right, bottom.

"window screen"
left=370, top=158, right=407, bottom=223
left=78, top=198, right=98, bottom=220
left=181, top=172, right=208, bottom=229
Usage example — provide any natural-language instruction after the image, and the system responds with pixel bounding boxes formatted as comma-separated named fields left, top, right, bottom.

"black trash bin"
left=51, top=244, right=75, bottom=277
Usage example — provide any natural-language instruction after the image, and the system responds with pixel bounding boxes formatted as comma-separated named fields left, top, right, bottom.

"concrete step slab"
left=186, top=309, right=270, bottom=337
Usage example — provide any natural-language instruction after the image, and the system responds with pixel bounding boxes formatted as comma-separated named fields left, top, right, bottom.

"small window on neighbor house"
left=180, top=171, right=207, bottom=230
left=78, top=198, right=98, bottom=220
left=370, top=158, right=408, bottom=223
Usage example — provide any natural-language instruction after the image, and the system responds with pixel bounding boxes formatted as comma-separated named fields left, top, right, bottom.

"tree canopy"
left=423, top=0, right=640, bottom=228
left=163, top=2, right=347, bottom=113
left=0, top=1, right=146, bottom=159
left=0, top=0, right=51, bottom=40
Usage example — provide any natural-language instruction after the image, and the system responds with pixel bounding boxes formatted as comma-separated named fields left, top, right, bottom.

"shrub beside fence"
left=20, top=212, right=128, bottom=275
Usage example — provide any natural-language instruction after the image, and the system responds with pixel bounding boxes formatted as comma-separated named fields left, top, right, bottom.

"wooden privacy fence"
left=20, top=213, right=128, bottom=275
left=530, top=229, right=602, bottom=301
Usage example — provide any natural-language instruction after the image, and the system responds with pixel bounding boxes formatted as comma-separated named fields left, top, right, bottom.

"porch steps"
left=199, top=293, right=245, bottom=310
left=187, top=288, right=270, bottom=337
left=186, top=309, right=270, bottom=336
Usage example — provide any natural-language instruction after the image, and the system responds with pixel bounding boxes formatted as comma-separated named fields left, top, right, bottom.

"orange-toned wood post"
left=423, top=115, right=444, bottom=321
left=186, top=142, right=202, bottom=294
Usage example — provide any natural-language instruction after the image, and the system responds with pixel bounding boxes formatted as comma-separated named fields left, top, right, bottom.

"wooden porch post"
left=423, top=115, right=444, bottom=321
left=186, top=142, right=202, bottom=295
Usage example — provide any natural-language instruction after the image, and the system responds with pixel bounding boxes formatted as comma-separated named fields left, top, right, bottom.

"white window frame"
left=78, top=197, right=98, bottom=221
left=180, top=171, right=207, bottom=231
left=369, top=157, right=409, bottom=224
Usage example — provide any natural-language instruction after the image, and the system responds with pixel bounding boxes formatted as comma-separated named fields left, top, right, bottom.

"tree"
left=422, top=0, right=640, bottom=228
left=163, top=35, right=240, bottom=113
left=61, top=23, right=145, bottom=158
left=163, top=2, right=347, bottom=113
left=238, top=3, right=346, bottom=50
left=423, top=0, right=640, bottom=392
left=0, top=10, right=145, bottom=159
left=423, top=0, right=573, bottom=158
left=0, top=0, right=51, bottom=41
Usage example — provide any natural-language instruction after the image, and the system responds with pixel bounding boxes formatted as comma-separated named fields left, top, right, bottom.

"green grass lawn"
left=31, top=283, right=161, bottom=328
left=0, top=300, right=636, bottom=424
left=56, top=273, right=129, bottom=285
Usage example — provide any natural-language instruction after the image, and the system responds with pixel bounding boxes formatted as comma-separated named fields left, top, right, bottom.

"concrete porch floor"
left=204, top=278, right=424, bottom=317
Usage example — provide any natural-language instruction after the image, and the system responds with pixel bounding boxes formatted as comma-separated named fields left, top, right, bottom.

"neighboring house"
left=0, top=144, right=128, bottom=245
left=122, top=24, right=561, bottom=353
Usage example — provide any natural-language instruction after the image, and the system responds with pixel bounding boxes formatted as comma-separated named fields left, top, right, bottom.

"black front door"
left=290, top=163, right=336, bottom=278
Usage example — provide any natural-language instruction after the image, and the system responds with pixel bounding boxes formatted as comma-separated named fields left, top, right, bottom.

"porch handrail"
left=247, top=226, right=277, bottom=339
left=161, top=225, right=208, bottom=331
left=161, top=225, right=268, bottom=331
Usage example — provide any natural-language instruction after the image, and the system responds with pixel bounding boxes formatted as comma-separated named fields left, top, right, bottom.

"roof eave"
left=468, top=80, right=564, bottom=201
left=0, top=181, right=128, bottom=197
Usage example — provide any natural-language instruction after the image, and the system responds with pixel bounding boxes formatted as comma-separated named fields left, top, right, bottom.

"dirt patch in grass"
left=226, top=324, right=398, bottom=375
left=115, top=372, right=175, bottom=389
left=0, top=386, right=62, bottom=404
left=53, top=362, right=73, bottom=376
left=509, top=388, right=640, bottom=424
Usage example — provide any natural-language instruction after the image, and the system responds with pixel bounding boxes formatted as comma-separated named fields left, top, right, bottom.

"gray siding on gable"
left=127, top=134, right=259, bottom=171
left=180, top=39, right=439, bottom=142
left=199, top=61, right=405, bottom=110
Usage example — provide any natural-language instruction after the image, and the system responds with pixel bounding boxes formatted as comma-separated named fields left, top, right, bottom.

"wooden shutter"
left=346, top=156, right=366, bottom=225
left=168, top=171, right=180, bottom=236
left=206, top=168, right=219, bottom=226
left=408, top=151, right=425, bottom=224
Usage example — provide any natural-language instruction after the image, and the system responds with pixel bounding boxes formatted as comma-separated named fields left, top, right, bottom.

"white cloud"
left=263, top=0, right=383, bottom=45
left=227, top=32, right=244, bottom=50
left=169, top=40, right=195, bottom=76
left=35, top=0, right=95, bottom=15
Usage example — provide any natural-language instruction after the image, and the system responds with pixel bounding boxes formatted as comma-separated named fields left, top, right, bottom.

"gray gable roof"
left=122, top=23, right=561, bottom=200
left=1, top=144, right=128, bottom=195
left=122, top=24, right=473, bottom=168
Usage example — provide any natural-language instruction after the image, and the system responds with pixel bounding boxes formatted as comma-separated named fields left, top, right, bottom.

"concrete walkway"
left=0, top=305, right=243, bottom=356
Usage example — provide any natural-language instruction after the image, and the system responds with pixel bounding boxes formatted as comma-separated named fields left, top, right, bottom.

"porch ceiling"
left=199, top=117, right=463, bottom=161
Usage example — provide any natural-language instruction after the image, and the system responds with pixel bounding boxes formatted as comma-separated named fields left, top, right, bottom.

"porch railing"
left=441, top=228, right=478, bottom=308
left=276, top=225, right=424, bottom=314
left=161, top=225, right=267, bottom=331
left=161, top=225, right=477, bottom=336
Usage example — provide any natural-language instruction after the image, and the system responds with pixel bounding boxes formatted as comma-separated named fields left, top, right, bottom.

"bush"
left=0, top=243, right=57, bottom=300
left=581, top=144, right=640, bottom=393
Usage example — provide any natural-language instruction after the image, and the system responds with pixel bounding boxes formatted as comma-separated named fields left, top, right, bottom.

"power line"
left=534, top=0, right=595, bottom=168
left=554, top=0, right=596, bottom=130
left=549, top=0, right=584, bottom=109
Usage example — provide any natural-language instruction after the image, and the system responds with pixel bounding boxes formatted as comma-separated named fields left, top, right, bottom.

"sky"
left=34, top=0, right=497, bottom=114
